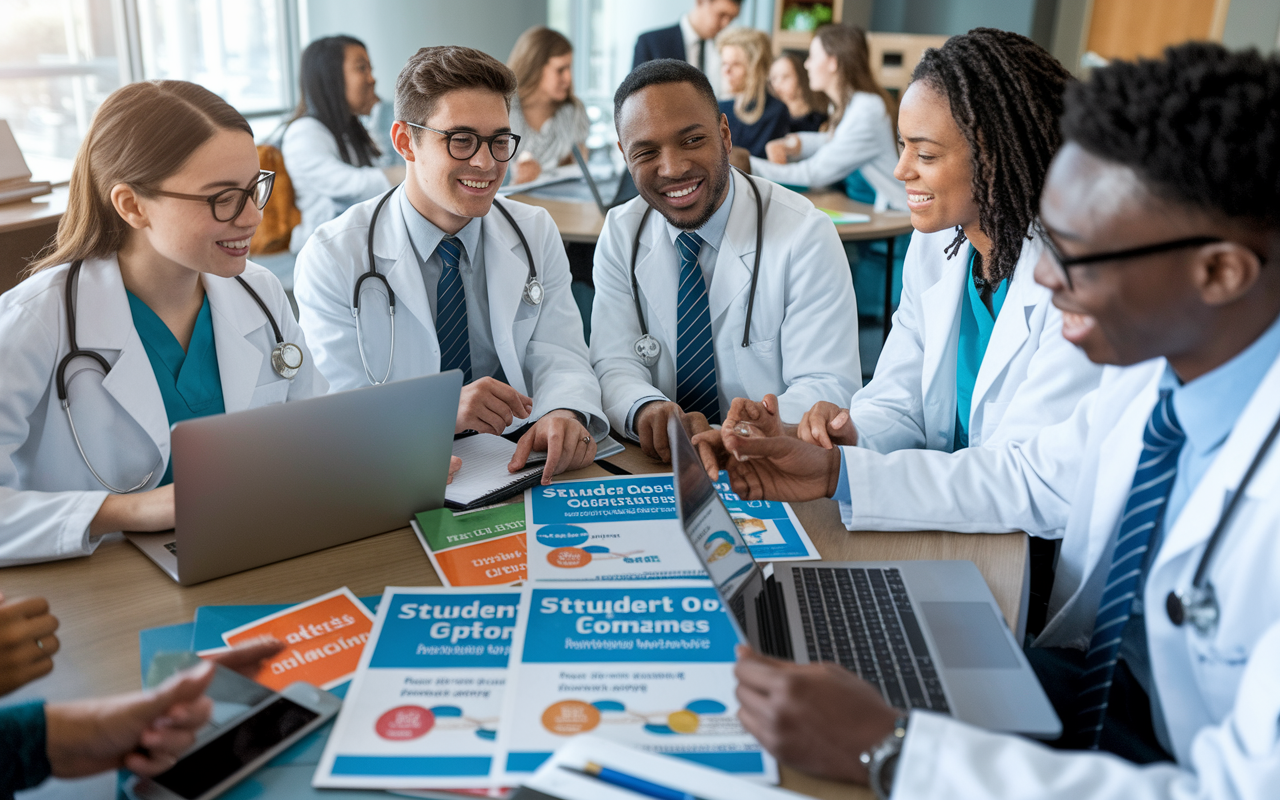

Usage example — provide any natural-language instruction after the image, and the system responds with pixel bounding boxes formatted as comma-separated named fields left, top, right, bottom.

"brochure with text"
left=313, top=587, right=521, bottom=790
left=413, top=505, right=527, bottom=586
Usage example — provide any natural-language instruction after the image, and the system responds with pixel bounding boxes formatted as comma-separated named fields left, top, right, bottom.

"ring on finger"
left=581, top=435, right=591, bottom=445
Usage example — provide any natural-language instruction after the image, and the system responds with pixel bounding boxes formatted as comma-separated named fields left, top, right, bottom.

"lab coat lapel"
left=971, top=242, right=1037, bottom=410
left=708, top=172, right=758, bottom=324
left=918, top=241, right=967, bottom=416
left=633, top=213, right=677, bottom=348
left=204, top=274, right=266, bottom=413
left=75, top=257, right=170, bottom=456
left=483, top=212, right=531, bottom=393
left=378, top=193, right=437, bottom=357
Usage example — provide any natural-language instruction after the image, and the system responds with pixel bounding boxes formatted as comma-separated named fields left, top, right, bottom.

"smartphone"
left=125, top=670, right=341, bottom=800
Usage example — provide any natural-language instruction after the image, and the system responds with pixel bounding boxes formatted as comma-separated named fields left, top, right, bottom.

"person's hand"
left=203, top=637, right=286, bottom=679
left=513, top=156, right=541, bottom=185
left=457, top=377, right=533, bottom=435
left=44, top=660, right=216, bottom=779
left=765, top=134, right=800, bottom=165
left=690, top=428, right=730, bottom=481
left=720, top=426, right=841, bottom=502
left=723, top=394, right=788, bottom=440
left=634, top=401, right=710, bottom=463
left=510, top=410, right=596, bottom=484
left=728, top=146, right=752, bottom=173
left=0, top=593, right=59, bottom=696
left=797, top=401, right=858, bottom=448
left=89, top=484, right=175, bottom=536
left=735, top=646, right=899, bottom=784
left=447, top=455, right=462, bottom=485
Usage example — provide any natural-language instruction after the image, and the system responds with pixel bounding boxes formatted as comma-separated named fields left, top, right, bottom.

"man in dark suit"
left=632, top=0, right=742, bottom=94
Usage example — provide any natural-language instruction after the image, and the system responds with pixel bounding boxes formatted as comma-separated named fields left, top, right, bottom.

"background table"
left=1, top=443, right=1024, bottom=800
left=0, top=187, right=68, bottom=295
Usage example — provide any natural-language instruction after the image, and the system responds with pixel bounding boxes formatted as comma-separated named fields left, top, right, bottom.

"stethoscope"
left=57, top=259, right=303, bottom=493
left=354, top=186, right=542, bottom=385
left=629, top=169, right=764, bottom=367
left=1165, top=406, right=1280, bottom=637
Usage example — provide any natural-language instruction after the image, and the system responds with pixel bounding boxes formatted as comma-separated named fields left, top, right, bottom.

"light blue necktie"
left=1076, top=389, right=1184, bottom=748
left=674, top=231, right=720, bottom=423
left=435, top=236, right=472, bottom=384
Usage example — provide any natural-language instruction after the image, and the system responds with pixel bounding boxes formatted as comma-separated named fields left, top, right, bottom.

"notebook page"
left=446, top=434, right=545, bottom=507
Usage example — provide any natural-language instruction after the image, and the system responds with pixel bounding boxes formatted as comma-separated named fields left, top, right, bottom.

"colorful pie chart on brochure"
left=535, top=524, right=589, bottom=548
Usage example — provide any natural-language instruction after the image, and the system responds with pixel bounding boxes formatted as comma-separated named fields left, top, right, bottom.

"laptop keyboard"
left=164, top=542, right=177, bottom=556
left=794, top=567, right=949, bottom=713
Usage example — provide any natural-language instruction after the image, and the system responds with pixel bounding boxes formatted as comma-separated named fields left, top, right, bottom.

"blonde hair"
left=507, top=26, right=575, bottom=109
left=719, top=27, right=773, bottom=125
left=29, top=80, right=252, bottom=274
left=813, top=24, right=894, bottom=132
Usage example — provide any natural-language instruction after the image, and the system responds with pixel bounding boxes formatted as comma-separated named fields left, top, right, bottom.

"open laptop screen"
left=669, top=417, right=761, bottom=606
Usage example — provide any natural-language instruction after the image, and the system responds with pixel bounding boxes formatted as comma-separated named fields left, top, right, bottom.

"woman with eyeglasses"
left=0, top=80, right=327, bottom=565
left=282, top=35, right=403, bottom=252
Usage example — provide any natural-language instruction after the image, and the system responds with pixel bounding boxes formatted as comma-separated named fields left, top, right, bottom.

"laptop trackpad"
left=919, top=602, right=1019, bottom=669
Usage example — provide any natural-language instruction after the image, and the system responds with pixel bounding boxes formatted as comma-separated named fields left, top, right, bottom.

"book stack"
left=0, top=121, right=51, bottom=205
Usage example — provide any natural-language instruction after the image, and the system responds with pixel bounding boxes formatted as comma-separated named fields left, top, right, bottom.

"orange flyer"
left=219, top=587, right=374, bottom=690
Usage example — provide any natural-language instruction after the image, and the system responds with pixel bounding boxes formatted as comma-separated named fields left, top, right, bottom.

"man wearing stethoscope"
left=295, top=46, right=606, bottom=482
left=589, top=59, right=861, bottom=463
left=711, top=44, right=1280, bottom=798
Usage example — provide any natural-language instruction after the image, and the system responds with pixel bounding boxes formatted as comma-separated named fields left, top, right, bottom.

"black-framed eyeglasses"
left=151, top=170, right=275, bottom=222
left=403, top=121, right=521, bottom=162
left=1042, top=231, right=1269, bottom=290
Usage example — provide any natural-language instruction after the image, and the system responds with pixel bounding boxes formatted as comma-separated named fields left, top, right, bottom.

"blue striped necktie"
left=1076, top=389, right=1184, bottom=748
left=435, top=236, right=472, bottom=384
left=674, top=231, right=720, bottom=424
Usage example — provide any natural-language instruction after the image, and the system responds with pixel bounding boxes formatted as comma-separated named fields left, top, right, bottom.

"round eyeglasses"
left=150, top=170, right=275, bottom=222
left=403, top=121, right=521, bottom=162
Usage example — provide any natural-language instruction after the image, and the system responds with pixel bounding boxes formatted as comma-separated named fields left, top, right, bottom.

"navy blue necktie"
left=674, top=231, right=720, bottom=424
left=435, top=236, right=472, bottom=384
left=1076, top=389, right=1184, bottom=748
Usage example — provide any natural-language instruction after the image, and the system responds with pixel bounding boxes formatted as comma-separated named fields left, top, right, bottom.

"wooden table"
left=0, top=443, right=1024, bottom=800
left=0, top=186, right=67, bottom=294
left=514, top=186, right=914, bottom=338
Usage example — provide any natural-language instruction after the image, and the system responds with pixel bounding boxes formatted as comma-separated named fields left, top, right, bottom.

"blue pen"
left=558, top=761, right=710, bottom=800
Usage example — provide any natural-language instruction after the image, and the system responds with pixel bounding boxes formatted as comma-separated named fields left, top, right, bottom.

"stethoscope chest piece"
left=271, top=342, right=305, bottom=380
left=522, top=277, right=544, bottom=306
left=634, top=334, right=661, bottom=367
left=1166, top=583, right=1219, bottom=637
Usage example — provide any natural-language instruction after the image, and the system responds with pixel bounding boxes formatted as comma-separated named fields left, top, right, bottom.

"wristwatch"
left=859, top=715, right=909, bottom=800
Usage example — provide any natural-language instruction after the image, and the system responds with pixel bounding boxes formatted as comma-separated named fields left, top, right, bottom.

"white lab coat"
left=748, top=92, right=907, bottom=210
left=0, top=257, right=326, bottom=566
left=848, top=228, right=1103, bottom=458
left=875, top=355, right=1280, bottom=799
left=282, top=116, right=392, bottom=253
left=589, top=171, right=862, bottom=432
left=293, top=189, right=607, bottom=439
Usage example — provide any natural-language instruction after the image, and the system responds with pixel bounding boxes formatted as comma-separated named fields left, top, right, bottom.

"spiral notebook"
left=446, top=433, right=625, bottom=510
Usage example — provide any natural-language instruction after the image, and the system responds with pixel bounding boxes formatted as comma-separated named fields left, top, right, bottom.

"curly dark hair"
left=1062, top=42, right=1280, bottom=230
left=912, top=28, right=1072, bottom=283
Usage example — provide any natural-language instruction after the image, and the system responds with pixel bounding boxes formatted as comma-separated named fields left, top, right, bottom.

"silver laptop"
left=570, top=145, right=638, bottom=215
left=125, top=372, right=462, bottom=585
left=668, top=417, right=1061, bottom=737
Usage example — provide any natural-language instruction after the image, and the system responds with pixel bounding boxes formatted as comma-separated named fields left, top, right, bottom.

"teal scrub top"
left=954, top=252, right=1008, bottom=451
left=127, top=291, right=225, bottom=485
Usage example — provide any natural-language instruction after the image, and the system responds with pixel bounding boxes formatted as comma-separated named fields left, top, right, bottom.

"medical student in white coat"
left=282, top=35, right=402, bottom=252
left=718, top=44, right=1280, bottom=798
left=590, top=59, right=861, bottom=463
left=0, top=81, right=325, bottom=567
left=741, top=25, right=905, bottom=211
left=295, top=46, right=605, bottom=482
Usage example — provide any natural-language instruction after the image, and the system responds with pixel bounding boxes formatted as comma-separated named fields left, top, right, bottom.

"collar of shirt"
left=399, top=186, right=484, bottom=269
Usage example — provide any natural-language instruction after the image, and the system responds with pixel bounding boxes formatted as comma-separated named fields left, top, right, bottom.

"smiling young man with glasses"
left=295, top=46, right=606, bottom=483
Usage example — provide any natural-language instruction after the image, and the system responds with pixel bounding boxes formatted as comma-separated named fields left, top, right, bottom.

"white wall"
left=1222, top=0, right=1280, bottom=53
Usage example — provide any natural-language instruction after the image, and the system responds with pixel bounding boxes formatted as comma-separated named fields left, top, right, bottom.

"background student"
left=632, top=0, right=742, bottom=95
left=769, top=50, right=828, bottom=133
left=717, top=28, right=789, bottom=159
left=720, top=43, right=1280, bottom=797
left=741, top=24, right=905, bottom=211
left=0, top=80, right=325, bottom=566
left=506, top=26, right=590, bottom=186
left=590, top=60, right=860, bottom=462
left=295, top=46, right=606, bottom=483
left=282, top=35, right=401, bottom=252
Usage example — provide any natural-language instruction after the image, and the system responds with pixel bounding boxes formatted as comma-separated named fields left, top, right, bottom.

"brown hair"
left=29, top=80, right=252, bottom=273
left=813, top=24, right=893, bottom=132
left=773, top=50, right=829, bottom=117
left=395, top=46, right=517, bottom=133
left=507, top=26, right=575, bottom=109
left=719, top=27, right=773, bottom=125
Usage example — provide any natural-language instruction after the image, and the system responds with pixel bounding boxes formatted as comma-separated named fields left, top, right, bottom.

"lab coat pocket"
left=1188, top=633, right=1251, bottom=720
left=980, top=400, right=1011, bottom=442
left=249, top=379, right=292, bottom=407
left=734, top=336, right=783, bottom=399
